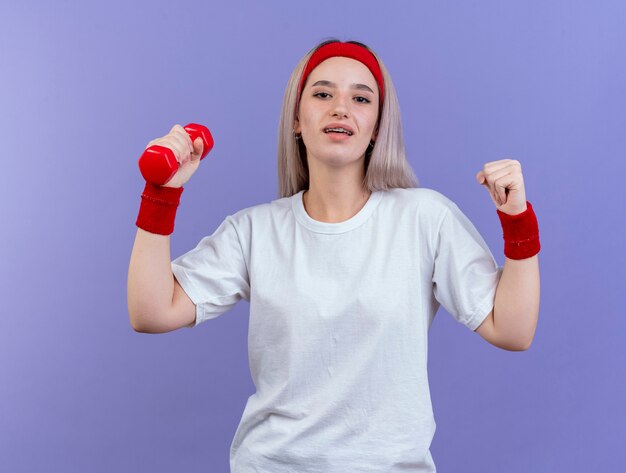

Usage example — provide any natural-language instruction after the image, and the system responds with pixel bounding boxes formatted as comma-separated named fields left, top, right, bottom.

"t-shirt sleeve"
left=431, top=201, right=503, bottom=331
left=171, top=215, right=251, bottom=327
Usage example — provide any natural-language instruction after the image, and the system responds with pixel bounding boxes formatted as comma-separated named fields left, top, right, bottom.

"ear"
left=294, top=115, right=301, bottom=134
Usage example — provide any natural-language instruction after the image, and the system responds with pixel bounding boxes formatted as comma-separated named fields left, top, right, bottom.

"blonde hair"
left=277, top=38, right=419, bottom=198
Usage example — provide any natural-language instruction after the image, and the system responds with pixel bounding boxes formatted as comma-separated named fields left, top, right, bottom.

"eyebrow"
left=310, top=80, right=375, bottom=94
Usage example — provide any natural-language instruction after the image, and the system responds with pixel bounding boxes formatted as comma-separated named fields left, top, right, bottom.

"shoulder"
left=382, top=186, right=459, bottom=219
left=224, top=193, right=295, bottom=229
left=378, top=187, right=465, bottom=256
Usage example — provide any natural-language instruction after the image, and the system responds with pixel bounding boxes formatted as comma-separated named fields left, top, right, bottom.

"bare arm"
left=474, top=254, right=540, bottom=351
left=127, top=124, right=208, bottom=333
left=474, top=159, right=540, bottom=351
left=127, top=228, right=196, bottom=333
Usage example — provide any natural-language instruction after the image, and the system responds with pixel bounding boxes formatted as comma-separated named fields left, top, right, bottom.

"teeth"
left=325, top=127, right=352, bottom=135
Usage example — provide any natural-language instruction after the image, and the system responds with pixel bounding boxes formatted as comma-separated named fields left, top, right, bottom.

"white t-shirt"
left=171, top=187, right=503, bottom=472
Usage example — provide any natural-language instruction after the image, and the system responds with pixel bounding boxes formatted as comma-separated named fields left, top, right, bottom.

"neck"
left=303, top=173, right=371, bottom=224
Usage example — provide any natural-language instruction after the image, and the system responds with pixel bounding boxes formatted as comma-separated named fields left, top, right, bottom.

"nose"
left=330, top=92, right=350, bottom=117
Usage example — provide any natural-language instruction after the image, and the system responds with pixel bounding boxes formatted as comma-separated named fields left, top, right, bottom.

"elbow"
left=505, top=344, right=531, bottom=352
left=521, top=337, right=534, bottom=351
left=129, top=310, right=146, bottom=333
left=128, top=308, right=172, bottom=334
left=521, top=336, right=534, bottom=351
left=128, top=306, right=153, bottom=333
left=128, top=297, right=144, bottom=332
left=499, top=337, right=533, bottom=352
left=128, top=300, right=157, bottom=333
left=518, top=328, right=537, bottom=351
left=131, top=321, right=145, bottom=333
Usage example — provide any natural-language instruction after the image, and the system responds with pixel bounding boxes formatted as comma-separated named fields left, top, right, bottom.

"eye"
left=313, top=92, right=371, bottom=104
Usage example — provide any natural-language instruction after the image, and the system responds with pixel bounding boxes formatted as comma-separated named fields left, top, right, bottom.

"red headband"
left=296, top=41, right=385, bottom=111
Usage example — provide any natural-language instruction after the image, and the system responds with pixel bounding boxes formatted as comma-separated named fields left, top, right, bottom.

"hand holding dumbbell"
left=138, top=123, right=214, bottom=187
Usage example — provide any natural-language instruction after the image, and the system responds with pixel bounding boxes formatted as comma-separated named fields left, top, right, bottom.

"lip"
left=322, top=123, right=355, bottom=136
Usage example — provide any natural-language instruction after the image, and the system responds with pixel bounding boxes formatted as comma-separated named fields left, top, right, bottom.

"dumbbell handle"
left=138, top=123, right=214, bottom=186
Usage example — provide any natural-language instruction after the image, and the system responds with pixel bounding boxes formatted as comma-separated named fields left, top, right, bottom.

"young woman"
left=128, top=39, right=541, bottom=472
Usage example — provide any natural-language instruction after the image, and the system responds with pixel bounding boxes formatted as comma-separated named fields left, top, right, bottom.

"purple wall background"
left=1, top=1, right=624, bottom=471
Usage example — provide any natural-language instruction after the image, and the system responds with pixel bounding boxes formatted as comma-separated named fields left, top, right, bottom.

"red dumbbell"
left=138, top=123, right=214, bottom=186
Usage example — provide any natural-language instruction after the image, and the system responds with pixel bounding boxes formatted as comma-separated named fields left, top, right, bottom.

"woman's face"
left=295, top=56, right=380, bottom=168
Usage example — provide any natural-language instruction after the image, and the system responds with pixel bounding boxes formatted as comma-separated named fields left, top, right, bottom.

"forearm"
left=127, top=228, right=175, bottom=331
left=493, top=254, right=540, bottom=349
